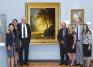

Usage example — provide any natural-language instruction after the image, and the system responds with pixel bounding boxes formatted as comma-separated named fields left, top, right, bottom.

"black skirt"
left=83, top=44, right=91, bottom=57
left=68, top=45, right=76, bottom=53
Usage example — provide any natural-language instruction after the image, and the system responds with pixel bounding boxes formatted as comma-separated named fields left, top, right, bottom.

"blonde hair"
left=68, top=24, right=74, bottom=33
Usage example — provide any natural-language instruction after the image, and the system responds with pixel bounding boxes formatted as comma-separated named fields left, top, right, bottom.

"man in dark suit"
left=57, top=22, right=69, bottom=65
left=17, top=17, right=31, bottom=66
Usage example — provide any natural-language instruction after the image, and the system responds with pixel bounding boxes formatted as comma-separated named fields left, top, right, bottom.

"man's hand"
left=6, top=29, right=10, bottom=33
left=88, top=46, right=91, bottom=50
left=8, top=46, right=11, bottom=50
left=61, top=40, right=64, bottom=44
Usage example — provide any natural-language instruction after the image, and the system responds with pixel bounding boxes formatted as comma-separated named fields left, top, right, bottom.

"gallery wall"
left=0, top=0, right=93, bottom=67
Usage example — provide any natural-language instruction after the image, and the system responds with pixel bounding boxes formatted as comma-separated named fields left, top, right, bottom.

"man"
left=17, top=17, right=31, bottom=66
left=57, top=22, right=69, bottom=65
left=75, top=18, right=84, bottom=67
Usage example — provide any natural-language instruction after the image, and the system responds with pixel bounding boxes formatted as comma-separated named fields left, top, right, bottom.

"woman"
left=12, top=19, right=20, bottom=66
left=6, top=23, right=15, bottom=67
left=68, top=24, right=76, bottom=66
left=82, top=24, right=92, bottom=67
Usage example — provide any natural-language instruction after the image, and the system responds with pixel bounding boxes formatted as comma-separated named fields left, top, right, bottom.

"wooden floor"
left=22, top=62, right=93, bottom=67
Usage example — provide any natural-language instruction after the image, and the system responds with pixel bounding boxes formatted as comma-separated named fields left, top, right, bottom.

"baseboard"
left=29, top=60, right=93, bottom=63
left=29, top=60, right=60, bottom=62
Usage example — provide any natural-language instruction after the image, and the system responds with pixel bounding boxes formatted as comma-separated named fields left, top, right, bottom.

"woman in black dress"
left=12, top=19, right=20, bottom=66
left=82, top=24, right=92, bottom=67
left=68, top=24, right=76, bottom=66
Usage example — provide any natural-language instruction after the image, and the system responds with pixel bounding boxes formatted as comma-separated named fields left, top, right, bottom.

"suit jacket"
left=17, top=23, right=31, bottom=43
left=57, top=28, right=68, bottom=46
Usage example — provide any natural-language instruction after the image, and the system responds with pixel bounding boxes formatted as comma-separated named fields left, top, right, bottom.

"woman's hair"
left=8, top=23, right=14, bottom=32
left=12, top=19, right=18, bottom=23
left=69, top=24, right=74, bottom=30
left=8, top=23, right=14, bottom=27
left=68, top=24, right=74, bottom=33
left=82, top=24, right=91, bottom=35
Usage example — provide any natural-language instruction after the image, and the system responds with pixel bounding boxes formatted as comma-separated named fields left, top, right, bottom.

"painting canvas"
left=25, top=3, right=60, bottom=44
left=0, top=14, right=7, bottom=43
left=0, top=18, right=3, bottom=42
left=30, top=8, right=55, bottom=39
left=71, top=9, right=84, bottom=25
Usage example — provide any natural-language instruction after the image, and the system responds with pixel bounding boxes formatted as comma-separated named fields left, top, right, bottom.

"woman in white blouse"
left=82, top=24, right=92, bottom=67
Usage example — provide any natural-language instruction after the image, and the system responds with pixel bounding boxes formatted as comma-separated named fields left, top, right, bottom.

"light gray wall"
left=0, top=43, right=7, bottom=67
left=1, top=0, right=93, bottom=24
left=0, top=0, right=93, bottom=67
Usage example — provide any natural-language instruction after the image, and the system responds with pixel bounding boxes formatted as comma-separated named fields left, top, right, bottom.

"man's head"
left=74, top=18, right=81, bottom=25
left=61, top=22, right=66, bottom=29
left=21, top=17, right=27, bottom=24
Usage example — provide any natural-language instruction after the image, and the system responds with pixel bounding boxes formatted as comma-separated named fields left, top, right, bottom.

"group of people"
left=6, top=17, right=31, bottom=67
left=57, top=18, right=92, bottom=67
left=5, top=17, right=92, bottom=67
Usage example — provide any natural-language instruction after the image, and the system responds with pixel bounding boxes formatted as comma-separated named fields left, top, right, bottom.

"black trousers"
left=19, top=38, right=29, bottom=64
left=60, top=45, right=69, bottom=64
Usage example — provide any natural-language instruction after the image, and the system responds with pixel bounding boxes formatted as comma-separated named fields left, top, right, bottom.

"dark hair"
left=8, top=23, right=14, bottom=32
left=12, top=19, right=18, bottom=23
left=82, top=24, right=91, bottom=35
left=9, top=23, right=14, bottom=27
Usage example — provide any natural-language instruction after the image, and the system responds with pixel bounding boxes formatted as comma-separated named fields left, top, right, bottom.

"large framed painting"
left=71, top=9, right=84, bottom=25
left=0, top=14, right=7, bottom=43
left=25, top=3, right=61, bottom=44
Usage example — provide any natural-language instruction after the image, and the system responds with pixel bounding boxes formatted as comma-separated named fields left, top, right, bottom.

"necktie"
left=77, top=26, right=78, bottom=40
left=23, top=26, right=25, bottom=38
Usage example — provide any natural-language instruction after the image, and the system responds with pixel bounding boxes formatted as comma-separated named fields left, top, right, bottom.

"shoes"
left=80, top=64, right=83, bottom=67
left=59, top=61, right=68, bottom=65
left=15, top=64, right=19, bottom=67
left=20, top=63, right=24, bottom=67
left=73, top=63, right=80, bottom=66
left=89, top=65, right=91, bottom=67
left=65, top=63, right=68, bottom=65
left=59, top=63, right=64, bottom=65
left=24, top=63, right=29, bottom=66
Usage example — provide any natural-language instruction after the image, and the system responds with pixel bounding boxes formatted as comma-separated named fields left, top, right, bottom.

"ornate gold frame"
left=25, top=2, right=61, bottom=44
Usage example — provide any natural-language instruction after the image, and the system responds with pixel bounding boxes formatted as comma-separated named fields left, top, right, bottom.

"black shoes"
left=65, top=62, right=68, bottom=65
left=20, top=63, right=24, bottom=67
left=74, top=63, right=80, bottom=66
left=24, top=63, right=29, bottom=66
left=80, top=64, right=83, bottom=67
left=14, top=64, right=19, bottom=67
left=20, top=62, right=29, bottom=66
left=59, top=62, right=68, bottom=65
left=59, top=62, right=64, bottom=65
left=59, top=63, right=64, bottom=65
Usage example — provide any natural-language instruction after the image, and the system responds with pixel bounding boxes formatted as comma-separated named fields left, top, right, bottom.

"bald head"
left=74, top=18, right=81, bottom=25
left=21, top=17, right=27, bottom=24
left=61, top=22, right=66, bottom=28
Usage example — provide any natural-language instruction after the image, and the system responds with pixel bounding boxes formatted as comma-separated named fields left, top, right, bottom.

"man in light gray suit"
left=74, top=18, right=84, bottom=67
